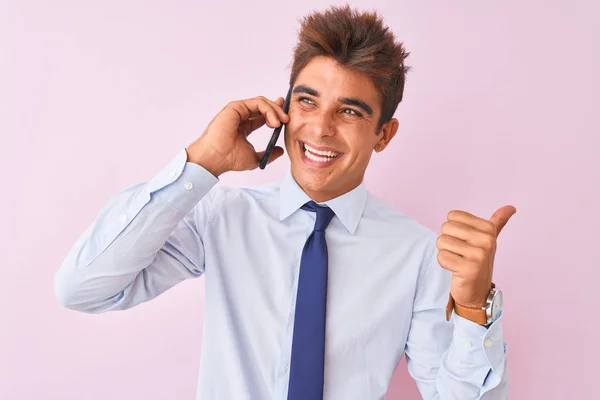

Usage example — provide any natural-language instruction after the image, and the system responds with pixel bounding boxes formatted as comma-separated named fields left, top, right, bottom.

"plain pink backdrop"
left=2, top=1, right=598, bottom=399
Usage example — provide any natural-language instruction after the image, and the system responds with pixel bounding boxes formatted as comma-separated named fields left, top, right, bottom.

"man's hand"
left=436, top=206, right=517, bottom=308
left=186, top=96, right=290, bottom=177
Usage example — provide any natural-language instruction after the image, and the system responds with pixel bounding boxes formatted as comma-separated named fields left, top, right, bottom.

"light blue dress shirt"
left=55, top=148, right=508, bottom=399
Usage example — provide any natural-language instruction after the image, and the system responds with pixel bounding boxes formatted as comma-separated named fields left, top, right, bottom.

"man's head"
left=283, top=5, right=410, bottom=202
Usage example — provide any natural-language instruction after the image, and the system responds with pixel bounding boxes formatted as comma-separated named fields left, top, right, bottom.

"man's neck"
left=296, top=179, right=364, bottom=203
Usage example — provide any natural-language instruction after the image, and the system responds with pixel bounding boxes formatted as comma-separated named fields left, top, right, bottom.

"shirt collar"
left=279, top=170, right=368, bottom=235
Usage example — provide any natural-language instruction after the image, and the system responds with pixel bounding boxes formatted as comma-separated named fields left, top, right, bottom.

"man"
left=55, top=5, right=514, bottom=399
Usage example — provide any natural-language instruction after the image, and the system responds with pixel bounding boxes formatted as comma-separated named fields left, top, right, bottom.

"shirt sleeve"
left=54, top=148, right=219, bottom=313
left=404, top=235, right=508, bottom=399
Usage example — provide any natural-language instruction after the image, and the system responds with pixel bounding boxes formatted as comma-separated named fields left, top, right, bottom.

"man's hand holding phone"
left=187, top=95, right=290, bottom=177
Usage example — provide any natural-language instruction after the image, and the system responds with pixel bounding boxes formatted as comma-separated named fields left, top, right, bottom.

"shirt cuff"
left=444, top=312, right=506, bottom=387
left=147, top=148, right=219, bottom=214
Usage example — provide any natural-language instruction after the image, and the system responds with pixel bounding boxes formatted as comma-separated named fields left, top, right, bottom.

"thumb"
left=256, top=146, right=285, bottom=167
left=489, top=205, right=517, bottom=236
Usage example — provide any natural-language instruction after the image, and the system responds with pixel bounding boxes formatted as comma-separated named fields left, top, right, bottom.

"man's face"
left=284, top=56, right=398, bottom=202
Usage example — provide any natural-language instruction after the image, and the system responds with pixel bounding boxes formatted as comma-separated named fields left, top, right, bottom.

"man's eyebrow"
left=292, top=84, right=374, bottom=116
left=293, top=85, right=319, bottom=97
left=339, top=97, right=373, bottom=116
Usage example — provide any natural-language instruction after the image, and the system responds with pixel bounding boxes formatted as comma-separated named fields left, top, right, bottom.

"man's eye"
left=299, top=97, right=314, bottom=105
left=342, top=108, right=361, bottom=117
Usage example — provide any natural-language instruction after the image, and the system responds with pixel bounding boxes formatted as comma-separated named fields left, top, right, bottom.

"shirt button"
left=484, top=338, right=493, bottom=348
left=285, top=364, right=290, bottom=372
left=464, top=341, right=473, bottom=348
left=169, top=170, right=177, bottom=179
left=118, top=214, right=127, bottom=223
left=184, top=182, right=193, bottom=191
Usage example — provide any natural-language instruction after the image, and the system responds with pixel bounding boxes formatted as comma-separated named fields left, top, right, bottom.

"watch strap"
left=445, top=283, right=495, bottom=326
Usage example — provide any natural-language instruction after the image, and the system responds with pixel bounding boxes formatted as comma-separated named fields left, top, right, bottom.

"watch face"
left=491, top=290, right=503, bottom=320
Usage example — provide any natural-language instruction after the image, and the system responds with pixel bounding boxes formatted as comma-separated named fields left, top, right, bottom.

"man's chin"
left=292, top=169, right=336, bottom=195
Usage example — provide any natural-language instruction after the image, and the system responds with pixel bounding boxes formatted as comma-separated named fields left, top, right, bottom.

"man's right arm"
left=54, top=148, right=219, bottom=313
left=55, top=95, right=290, bottom=313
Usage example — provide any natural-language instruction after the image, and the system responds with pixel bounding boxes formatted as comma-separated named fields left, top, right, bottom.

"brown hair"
left=289, top=5, right=411, bottom=132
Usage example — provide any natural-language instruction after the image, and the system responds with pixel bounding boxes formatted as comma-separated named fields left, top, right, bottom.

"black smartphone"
left=259, top=86, right=292, bottom=170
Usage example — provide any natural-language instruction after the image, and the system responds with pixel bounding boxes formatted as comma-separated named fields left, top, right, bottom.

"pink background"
left=2, top=1, right=598, bottom=399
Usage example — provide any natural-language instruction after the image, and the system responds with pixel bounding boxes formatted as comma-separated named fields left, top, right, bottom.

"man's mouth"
left=299, top=141, right=342, bottom=166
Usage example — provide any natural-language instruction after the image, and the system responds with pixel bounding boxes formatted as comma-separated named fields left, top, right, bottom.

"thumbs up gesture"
left=436, top=205, right=517, bottom=308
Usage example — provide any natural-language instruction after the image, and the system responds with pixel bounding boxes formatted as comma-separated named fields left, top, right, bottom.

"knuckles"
left=473, top=247, right=488, bottom=263
left=435, top=234, right=447, bottom=249
left=447, top=210, right=460, bottom=220
left=481, top=234, right=496, bottom=251
left=440, top=221, right=451, bottom=234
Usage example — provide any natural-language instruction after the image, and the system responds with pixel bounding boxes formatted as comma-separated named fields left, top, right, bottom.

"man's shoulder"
left=211, top=179, right=281, bottom=201
left=201, top=179, right=282, bottom=216
left=363, top=190, right=436, bottom=241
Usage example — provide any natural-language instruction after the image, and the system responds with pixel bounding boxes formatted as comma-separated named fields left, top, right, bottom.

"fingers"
left=227, top=96, right=289, bottom=129
left=244, top=115, right=267, bottom=135
left=436, top=234, right=488, bottom=263
left=447, top=210, right=497, bottom=236
left=441, top=220, right=496, bottom=251
left=437, top=249, right=464, bottom=273
left=256, top=146, right=284, bottom=166
left=259, top=96, right=289, bottom=126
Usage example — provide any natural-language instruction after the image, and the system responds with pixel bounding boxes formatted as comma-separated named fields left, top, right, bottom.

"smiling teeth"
left=303, top=143, right=339, bottom=158
left=305, top=150, right=334, bottom=163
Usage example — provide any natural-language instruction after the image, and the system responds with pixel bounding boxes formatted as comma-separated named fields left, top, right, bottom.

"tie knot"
left=301, top=201, right=335, bottom=232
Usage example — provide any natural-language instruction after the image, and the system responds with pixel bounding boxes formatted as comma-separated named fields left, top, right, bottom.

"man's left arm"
left=405, top=205, right=516, bottom=399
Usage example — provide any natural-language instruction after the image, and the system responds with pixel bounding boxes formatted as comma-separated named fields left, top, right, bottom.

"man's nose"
left=311, top=111, right=336, bottom=138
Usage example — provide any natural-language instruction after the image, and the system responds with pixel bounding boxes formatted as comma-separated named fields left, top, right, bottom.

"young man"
left=55, top=6, right=513, bottom=399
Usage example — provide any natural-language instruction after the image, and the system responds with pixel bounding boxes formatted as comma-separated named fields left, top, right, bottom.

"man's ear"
left=375, top=118, right=399, bottom=152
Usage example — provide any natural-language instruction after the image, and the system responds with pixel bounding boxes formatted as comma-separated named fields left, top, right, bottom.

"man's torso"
left=195, top=181, right=436, bottom=399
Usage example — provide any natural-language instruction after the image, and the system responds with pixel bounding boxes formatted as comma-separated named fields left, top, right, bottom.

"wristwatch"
left=445, top=283, right=503, bottom=327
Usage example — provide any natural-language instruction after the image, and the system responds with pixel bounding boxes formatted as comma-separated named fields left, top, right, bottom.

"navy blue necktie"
left=287, top=201, right=336, bottom=400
